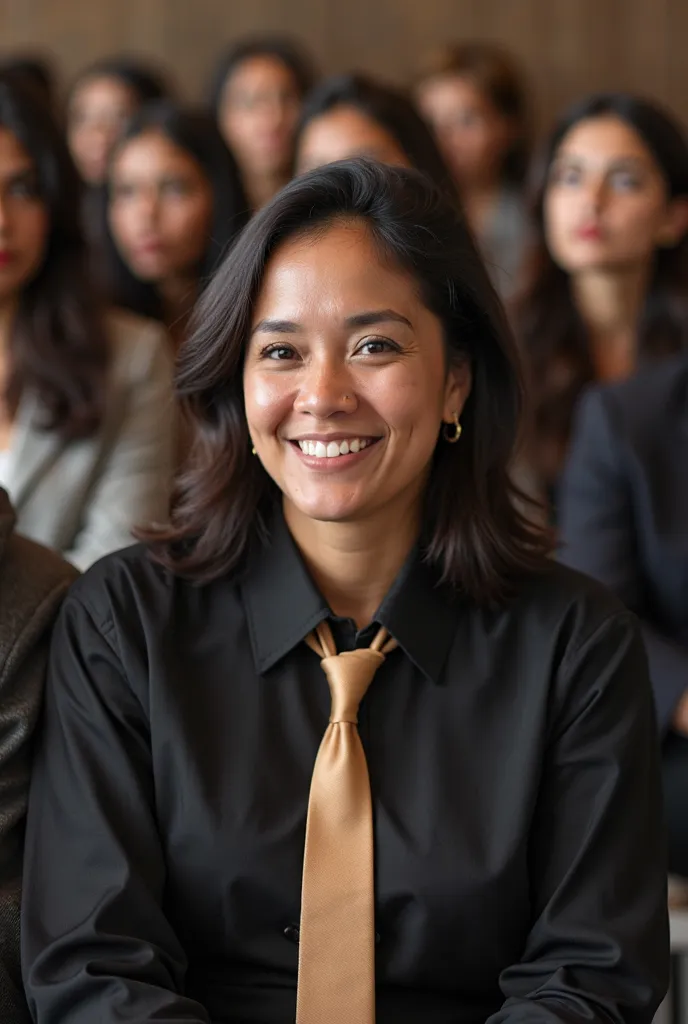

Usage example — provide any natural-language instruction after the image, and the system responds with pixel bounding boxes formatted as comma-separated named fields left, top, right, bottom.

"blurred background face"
left=544, top=115, right=682, bottom=274
left=68, top=74, right=138, bottom=186
left=219, top=55, right=301, bottom=180
left=244, top=219, right=467, bottom=528
left=296, top=106, right=410, bottom=174
left=108, top=130, right=213, bottom=284
left=416, top=73, right=512, bottom=189
left=0, top=127, right=49, bottom=308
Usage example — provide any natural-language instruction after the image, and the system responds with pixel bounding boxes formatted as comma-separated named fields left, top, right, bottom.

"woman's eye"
left=161, top=180, right=190, bottom=197
left=553, top=165, right=581, bottom=187
left=262, top=344, right=296, bottom=361
left=609, top=170, right=641, bottom=191
left=8, top=178, right=39, bottom=199
left=357, top=338, right=398, bottom=356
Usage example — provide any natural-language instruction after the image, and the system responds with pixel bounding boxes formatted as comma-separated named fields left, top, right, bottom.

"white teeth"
left=297, top=438, right=371, bottom=458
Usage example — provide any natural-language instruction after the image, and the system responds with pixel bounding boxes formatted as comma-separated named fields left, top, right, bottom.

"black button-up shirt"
left=22, top=513, right=668, bottom=1023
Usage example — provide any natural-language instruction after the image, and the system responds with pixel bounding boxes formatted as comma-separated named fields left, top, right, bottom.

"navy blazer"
left=558, top=356, right=688, bottom=735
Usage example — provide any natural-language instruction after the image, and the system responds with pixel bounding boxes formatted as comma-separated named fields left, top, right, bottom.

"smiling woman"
left=22, top=160, right=669, bottom=1024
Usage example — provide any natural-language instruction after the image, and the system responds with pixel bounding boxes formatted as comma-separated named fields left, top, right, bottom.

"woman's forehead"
left=253, top=222, right=422, bottom=320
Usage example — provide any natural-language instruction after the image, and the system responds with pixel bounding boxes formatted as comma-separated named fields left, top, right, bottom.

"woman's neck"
left=158, top=275, right=198, bottom=350
left=246, top=169, right=290, bottom=212
left=459, top=179, right=502, bottom=239
left=0, top=297, right=16, bottom=355
left=572, top=264, right=650, bottom=382
left=284, top=499, right=422, bottom=630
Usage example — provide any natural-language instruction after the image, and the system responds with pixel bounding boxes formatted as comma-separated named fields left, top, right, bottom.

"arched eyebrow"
left=251, top=308, right=413, bottom=337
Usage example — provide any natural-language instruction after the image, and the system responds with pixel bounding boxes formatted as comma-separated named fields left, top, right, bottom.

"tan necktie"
left=296, top=620, right=397, bottom=1024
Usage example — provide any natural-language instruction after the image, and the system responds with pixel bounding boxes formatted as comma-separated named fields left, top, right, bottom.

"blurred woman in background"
left=513, top=92, right=688, bottom=517
left=295, top=72, right=458, bottom=201
left=101, top=101, right=249, bottom=349
left=0, top=74, right=174, bottom=569
left=209, top=36, right=315, bottom=210
left=414, top=43, right=531, bottom=297
left=558, top=355, right=688, bottom=880
left=66, top=56, right=171, bottom=188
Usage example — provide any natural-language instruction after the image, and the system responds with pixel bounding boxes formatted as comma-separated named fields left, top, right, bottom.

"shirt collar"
left=241, top=510, right=459, bottom=683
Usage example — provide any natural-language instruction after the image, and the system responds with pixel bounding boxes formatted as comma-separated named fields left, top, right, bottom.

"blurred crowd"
left=0, top=34, right=687, bottom=869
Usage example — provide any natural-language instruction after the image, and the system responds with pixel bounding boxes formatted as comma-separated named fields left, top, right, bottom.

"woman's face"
left=68, top=75, right=138, bottom=186
left=296, top=106, right=410, bottom=174
left=244, top=219, right=470, bottom=528
left=109, top=130, right=214, bottom=284
left=416, top=74, right=513, bottom=189
left=219, top=56, right=301, bottom=180
left=544, top=115, right=686, bottom=274
left=0, top=128, right=49, bottom=309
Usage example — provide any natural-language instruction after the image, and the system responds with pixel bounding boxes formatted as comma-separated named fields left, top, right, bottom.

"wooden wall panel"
left=0, top=0, right=685, bottom=131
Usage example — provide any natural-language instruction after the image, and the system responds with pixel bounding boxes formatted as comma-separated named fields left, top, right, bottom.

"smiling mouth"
left=290, top=437, right=381, bottom=459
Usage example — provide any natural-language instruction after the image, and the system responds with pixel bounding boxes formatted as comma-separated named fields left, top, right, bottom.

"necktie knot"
left=321, top=648, right=385, bottom=723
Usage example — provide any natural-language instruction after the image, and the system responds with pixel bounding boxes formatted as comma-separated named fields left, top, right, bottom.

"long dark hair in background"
left=295, top=73, right=460, bottom=203
left=99, top=101, right=251, bottom=321
left=0, top=74, right=109, bottom=438
left=144, top=158, right=550, bottom=602
left=514, top=92, right=688, bottom=480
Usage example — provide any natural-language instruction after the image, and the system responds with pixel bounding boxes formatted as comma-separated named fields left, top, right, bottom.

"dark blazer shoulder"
left=589, top=355, right=688, bottom=443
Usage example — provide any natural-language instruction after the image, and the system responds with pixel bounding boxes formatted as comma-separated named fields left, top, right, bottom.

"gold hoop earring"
left=443, top=413, right=462, bottom=443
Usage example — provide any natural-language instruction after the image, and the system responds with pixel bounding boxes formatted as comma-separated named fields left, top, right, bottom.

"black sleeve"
left=486, top=611, right=669, bottom=1023
left=558, top=386, right=688, bottom=733
left=21, top=593, right=210, bottom=1024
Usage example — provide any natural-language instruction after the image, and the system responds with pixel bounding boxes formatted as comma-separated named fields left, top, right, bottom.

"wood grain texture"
left=0, top=0, right=685, bottom=130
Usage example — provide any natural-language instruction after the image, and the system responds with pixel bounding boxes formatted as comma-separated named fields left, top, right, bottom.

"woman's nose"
left=293, top=362, right=357, bottom=417
left=583, top=175, right=606, bottom=212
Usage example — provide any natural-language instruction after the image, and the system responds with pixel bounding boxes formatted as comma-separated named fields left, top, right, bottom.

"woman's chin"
left=284, top=492, right=370, bottom=525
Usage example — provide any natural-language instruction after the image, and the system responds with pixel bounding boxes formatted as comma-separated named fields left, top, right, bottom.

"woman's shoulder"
left=103, top=308, right=174, bottom=383
left=508, top=561, right=639, bottom=654
left=62, top=543, right=240, bottom=644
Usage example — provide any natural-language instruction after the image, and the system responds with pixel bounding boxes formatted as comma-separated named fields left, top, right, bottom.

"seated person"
left=22, top=160, right=668, bottom=1023
left=0, top=487, right=76, bottom=1023
left=0, top=75, right=175, bottom=569
left=559, top=354, right=688, bottom=880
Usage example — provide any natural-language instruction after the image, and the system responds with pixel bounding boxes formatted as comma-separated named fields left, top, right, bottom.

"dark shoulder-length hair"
left=294, top=73, right=459, bottom=203
left=145, top=158, right=550, bottom=602
left=208, top=35, right=316, bottom=118
left=0, top=74, right=109, bottom=438
left=513, top=92, right=688, bottom=481
left=99, top=100, right=251, bottom=321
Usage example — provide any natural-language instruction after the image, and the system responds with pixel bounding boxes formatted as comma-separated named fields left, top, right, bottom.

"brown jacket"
left=0, top=489, right=78, bottom=1022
